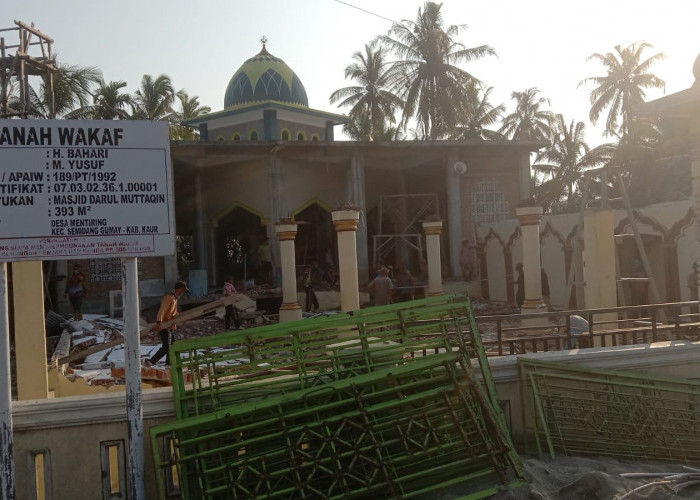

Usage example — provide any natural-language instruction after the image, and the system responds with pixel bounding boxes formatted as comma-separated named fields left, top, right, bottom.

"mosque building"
left=171, top=40, right=543, bottom=293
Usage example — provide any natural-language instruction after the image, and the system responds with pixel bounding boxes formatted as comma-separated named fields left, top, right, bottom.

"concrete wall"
left=477, top=200, right=695, bottom=309
left=12, top=388, right=174, bottom=500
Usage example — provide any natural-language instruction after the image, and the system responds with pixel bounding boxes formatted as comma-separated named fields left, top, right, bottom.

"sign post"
left=0, top=119, right=174, bottom=499
left=0, top=263, right=13, bottom=499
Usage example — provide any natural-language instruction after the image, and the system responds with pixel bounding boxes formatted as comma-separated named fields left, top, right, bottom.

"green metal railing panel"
left=519, top=358, right=700, bottom=463
left=170, top=294, right=484, bottom=420
left=153, top=355, right=522, bottom=500
left=153, top=295, right=524, bottom=498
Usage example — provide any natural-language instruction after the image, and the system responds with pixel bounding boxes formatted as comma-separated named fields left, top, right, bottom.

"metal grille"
left=520, top=358, right=700, bottom=462
left=153, top=355, right=522, bottom=499
left=169, top=294, right=502, bottom=421
left=151, top=294, right=525, bottom=499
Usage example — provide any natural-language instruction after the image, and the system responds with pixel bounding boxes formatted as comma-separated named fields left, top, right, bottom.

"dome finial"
left=259, top=35, right=270, bottom=56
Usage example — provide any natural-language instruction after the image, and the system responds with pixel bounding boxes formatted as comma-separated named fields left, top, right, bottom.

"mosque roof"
left=181, top=100, right=346, bottom=128
left=224, top=44, right=309, bottom=108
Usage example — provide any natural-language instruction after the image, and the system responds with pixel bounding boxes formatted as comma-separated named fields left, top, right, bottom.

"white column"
left=445, top=151, right=463, bottom=277
left=516, top=206, right=545, bottom=314
left=583, top=208, right=617, bottom=346
left=348, top=155, right=370, bottom=284
left=693, top=154, right=700, bottom=304
left=423, top=221, right=444, bottom=296
left=276, top=221, right=302, bottom=322
left=332, top=209, right=360, bottom=312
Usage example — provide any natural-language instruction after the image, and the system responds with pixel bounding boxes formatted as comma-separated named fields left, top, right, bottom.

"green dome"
left=224, top=45, right=308, bottom=108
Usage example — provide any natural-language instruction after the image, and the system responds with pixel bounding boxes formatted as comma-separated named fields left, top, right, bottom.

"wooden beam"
left=55, top=294, right=243, bottom=366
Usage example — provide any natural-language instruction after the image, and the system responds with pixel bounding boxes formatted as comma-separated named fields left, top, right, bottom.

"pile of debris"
left=46, top=292, right=276, bottom=389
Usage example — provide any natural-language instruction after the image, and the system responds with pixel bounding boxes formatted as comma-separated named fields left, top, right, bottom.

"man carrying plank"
left=146, top=281, right=189, bottom=366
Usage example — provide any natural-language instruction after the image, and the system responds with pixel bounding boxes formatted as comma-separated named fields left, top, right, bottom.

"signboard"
left=0, top=119, right=174, bottom=261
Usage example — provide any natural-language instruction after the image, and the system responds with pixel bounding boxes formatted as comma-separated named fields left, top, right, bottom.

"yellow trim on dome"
left=232, top=58, right=295, bottom=91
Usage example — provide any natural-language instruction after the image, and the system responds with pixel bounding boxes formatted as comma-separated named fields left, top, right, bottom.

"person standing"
left=541, top=268, right=551, bottom=311
left=459, top=239, right=474, bottom=281
left=257, top=236, right=275, bottom=285
left=368, top=267, right=394, bottom=306
left=148, top=281, right=189, bottom=366
left=223, top=276, right=241, bottom=330
left=303, top=265, right=319, bottom=312
left=395, top=264, right=415, bottom=302
left=515, top=263, right=525, bottom=309
left=65, top=263, right=87, bottom=320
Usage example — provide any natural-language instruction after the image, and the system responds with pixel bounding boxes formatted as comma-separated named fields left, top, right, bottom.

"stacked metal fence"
left=519, top=358, right=700, bottom=463
left=151, top=294, right=525, bottom=499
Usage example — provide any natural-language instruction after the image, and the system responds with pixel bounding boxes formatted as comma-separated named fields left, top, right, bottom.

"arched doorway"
left=295, top=203, right=336, bottom=286
left=214, top=208, right=262, bottom=286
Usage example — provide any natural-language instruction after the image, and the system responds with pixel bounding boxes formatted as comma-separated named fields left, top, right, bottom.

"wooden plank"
left=50, top=330, right=71, bottom=365
left=56, top=294, right=242, bottom=366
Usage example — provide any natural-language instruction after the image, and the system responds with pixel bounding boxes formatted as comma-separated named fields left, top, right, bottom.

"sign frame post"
left=0, top=119, right=174, bottom=499
left=0, top=263, right=14, bottom=499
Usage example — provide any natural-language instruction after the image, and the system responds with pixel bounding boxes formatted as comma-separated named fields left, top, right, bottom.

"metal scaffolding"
left=372, top=193, right=439, bottom=271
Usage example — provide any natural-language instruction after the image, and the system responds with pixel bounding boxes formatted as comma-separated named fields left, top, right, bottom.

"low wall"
left=10, top=341, right=700, bottom=498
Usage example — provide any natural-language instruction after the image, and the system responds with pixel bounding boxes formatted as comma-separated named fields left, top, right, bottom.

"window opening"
left=100, top=440, right=125, bottom=499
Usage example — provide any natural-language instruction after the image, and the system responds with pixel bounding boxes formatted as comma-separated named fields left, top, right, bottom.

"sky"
left=5, top=0, right=700, bottom=145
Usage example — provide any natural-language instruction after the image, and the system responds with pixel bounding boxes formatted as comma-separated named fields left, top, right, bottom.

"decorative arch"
left=297, top=131, right=306, bottom=141
left=504, top=226, right=522, bottom=252
left=667, top=207, right=694, bottom=243
left=215, top=135, right=225, bottom=141
left=291, top=198, right=333, bottom=219
left=479, top=228, right=507, bottom=251
left=280, top=128, right=291, bottom=141
left=211, top=201, right=268, bottom=228
left=292, top=200, right=337, bottom=270
left=249, top=129, right=259, bottom=141
left=614, top=210, right=669, bottom=240
left=480, top=228, right=511, bottom=302
left=231, top=132, right=241, bottom=141
left=311, top=134, right=320, bottom=141
left=565, top=225, right=580, bottom=250
left=540, top=221, right=567, bottom=249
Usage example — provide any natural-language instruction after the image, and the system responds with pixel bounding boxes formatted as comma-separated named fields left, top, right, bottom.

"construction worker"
left=65, top=263, right=87, bottom=320
left=223, top=276, right=242, bottom=330
left=303, top=264, right=319, bottom=312
left=147, top=281, right=189, bottom=366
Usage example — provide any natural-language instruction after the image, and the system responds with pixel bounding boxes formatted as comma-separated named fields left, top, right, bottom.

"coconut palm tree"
left=499, top=87, right=554, bottom=142
left=27, top=60, right=102, bottom=118
left=131, top=74, right=176, bottom=121
left=343, top=109, right=404, bottom=141
left=451, top=83, right=505, bottom=140
left=330, top=44, right=403, bottom=141
left=171, top=91, right=211, bottom=140
left=579, top=42, right=665, bottom=138
left=533, top=114, right=610, bottom=211
left=378, top=1, right=496, bottom=140
left=66, top=80, right=133, bottom=119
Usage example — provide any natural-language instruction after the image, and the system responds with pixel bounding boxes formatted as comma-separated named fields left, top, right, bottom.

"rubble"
left=46, top=294, right=277, bottom=389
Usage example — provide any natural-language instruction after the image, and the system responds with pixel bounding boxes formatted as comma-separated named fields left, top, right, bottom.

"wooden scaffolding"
left=0, top=20, right=57, bottom=118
